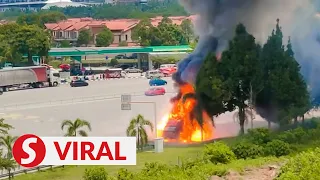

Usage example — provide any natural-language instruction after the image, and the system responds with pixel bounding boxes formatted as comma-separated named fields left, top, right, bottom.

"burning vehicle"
left=157, top=84, right=215, bottom=143
left=162, top=119, right=183, bottom=140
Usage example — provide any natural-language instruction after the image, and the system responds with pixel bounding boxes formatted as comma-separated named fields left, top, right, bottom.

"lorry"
left=105, top=68, right=125, bottom=79
left=0, top=66, right=60, bottom=95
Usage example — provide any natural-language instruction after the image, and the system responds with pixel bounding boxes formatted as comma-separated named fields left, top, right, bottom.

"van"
left=146, top=70, right=163, bottom=79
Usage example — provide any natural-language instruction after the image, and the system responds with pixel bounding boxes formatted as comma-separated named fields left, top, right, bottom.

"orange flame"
left=157, top=84, right=214, bottom=143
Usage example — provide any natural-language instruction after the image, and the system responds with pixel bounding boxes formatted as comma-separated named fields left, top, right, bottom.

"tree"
left=95, top=27, right=113, bottom=47
left=218, top=24, right=263, bottom=134
left=11, top=25, right=51, bottom=65
left=16, top=11, right=66, bottom=27
left=61, top=118, right=92, bottom=137
left=0, top=135, right=17, bottom=159
left=0, top=23, right=24, bottom=65
left=180, top=19, right=193, bottom=43
left=109, top=58, right=119, bottom=67
left=126, top=114, right=153, bottom=150
left=0, top=153, right=16, bottom=180
left=60, top=40, right=71, bottom=48
left=255, top=19, right=310, bottom=126
left=77, top=29, right=91, bottom=47
left=195, top=53, right=233, bottom=120
left=132, top=18, right=154, bottom=46
left=0, top=119, right=13, bottom=135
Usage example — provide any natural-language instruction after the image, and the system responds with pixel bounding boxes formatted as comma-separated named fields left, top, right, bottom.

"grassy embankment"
left=12, top=118, right=320, bottom=180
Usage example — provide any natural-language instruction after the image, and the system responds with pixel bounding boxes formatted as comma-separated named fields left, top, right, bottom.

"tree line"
left=0, top=11, right=194, bottom=66
left=0, top=0, right=187, bottom=21
left=195, top=20, right=310, bottom=134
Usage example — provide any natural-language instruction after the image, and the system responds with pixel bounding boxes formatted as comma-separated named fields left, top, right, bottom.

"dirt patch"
left=211, top=164, right=283, bottom=180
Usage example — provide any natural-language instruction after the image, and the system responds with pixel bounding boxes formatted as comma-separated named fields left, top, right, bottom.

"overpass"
left=47, top=45, right=192, bottom=70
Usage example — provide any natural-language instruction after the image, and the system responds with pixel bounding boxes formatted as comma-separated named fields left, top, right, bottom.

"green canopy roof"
left=48, top=45, right=192, bottom=56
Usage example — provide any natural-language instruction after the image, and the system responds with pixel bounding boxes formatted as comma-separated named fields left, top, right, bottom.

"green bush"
left=48, top=60, right=62, bottom=68
left=117, top=168, right=134, bottom=180
left=204, top=142, right=236, bottom=164
left=277, top=148, right=320, bottom=180
left=247, top=128, right=272, bottom=145
left=264, top=140, right=291, bottom=157
left=231, top=141, right=264, bottom=159
left=83, top=167, right=108, bottom=180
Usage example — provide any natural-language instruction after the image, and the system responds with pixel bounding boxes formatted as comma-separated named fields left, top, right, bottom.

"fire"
left=157, top=83, right=215, bottom=143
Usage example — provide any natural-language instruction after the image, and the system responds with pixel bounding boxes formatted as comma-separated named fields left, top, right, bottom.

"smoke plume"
left=175, top=0, right=320, bottom=103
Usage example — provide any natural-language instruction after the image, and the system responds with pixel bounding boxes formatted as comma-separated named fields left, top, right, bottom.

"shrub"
left=247, top=128, right=271, bottom=145
left=277, top=148, right=320, bottom=180
left=264, top=140, right=290, bottom=157
left=277, top=127, right=308, bottom=144
left=117, top=168, right=134, bottom=180
left=141, top=162, right=172, bottom=177
left=231, top=141, right=264, bottom=159
left=83, top=167, right=108, bottom=180
left=48, top=60, right=62, bottom=68
left=204, top=142, right=236, bottom=164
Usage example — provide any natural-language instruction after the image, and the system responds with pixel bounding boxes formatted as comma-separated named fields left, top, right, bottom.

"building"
left=45, top=18, right=140, bottom=47
left=111, top=0, right=146, bottom=4
left=45, top=16, right=196, bottom=47
left=41, top=0, right=86, bottom=9
left=0, top=0, right=92, bottom=12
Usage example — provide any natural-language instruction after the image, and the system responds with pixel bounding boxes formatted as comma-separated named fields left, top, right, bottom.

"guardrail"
left=0, top=91, right=176, bottom=111
left=0, top=144, right=155, bottom=179
left=0, top=165, right=64, bottom=179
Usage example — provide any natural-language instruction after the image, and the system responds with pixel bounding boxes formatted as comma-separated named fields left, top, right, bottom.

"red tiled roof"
left=65, top=22, right=90, bottom=31
left=44, top=23, right=58, bottom=29
left=45, top=16, right=195, bottom=32
left=104, top=20, right=138, bottom=31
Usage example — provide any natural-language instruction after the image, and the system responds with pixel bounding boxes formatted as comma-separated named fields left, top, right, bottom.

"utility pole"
left=249, top=82, right=254, bottom=129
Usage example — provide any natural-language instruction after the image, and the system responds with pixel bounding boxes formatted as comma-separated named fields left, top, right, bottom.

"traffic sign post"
left=121, top=94, right=131, bottom=110
left=120, top=94, right=158, bottom=138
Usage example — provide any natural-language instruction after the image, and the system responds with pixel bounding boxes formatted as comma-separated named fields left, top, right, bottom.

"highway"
left=0, top=75, right=271, bottom=140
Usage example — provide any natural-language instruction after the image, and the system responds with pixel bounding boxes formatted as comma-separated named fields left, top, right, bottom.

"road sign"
left=121, top=94, right=131, bottom=103
left=121, top=103, right=131, bottom=110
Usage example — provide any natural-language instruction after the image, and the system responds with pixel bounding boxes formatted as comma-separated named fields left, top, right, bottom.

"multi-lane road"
left=0, top=75, right=271, bottom=140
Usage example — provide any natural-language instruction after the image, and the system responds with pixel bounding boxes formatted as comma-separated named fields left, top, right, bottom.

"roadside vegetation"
left=3, top=117, right=319, bottom=180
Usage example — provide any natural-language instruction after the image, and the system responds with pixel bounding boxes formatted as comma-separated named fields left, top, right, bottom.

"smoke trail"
left=175, top=0, right=319, bottom=99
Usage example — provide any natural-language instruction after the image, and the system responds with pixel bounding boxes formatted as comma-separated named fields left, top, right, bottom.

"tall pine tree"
left=255, top=19, right=310, bottom=126
left=218, top=23, right=263, bottom=134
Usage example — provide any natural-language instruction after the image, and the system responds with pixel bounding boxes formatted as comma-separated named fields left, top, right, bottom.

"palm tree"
left=233, top=107, right=254, bottom=134
left=0, top=135, right=17, bottom=159
left=126, top=114, right=153, bottom=150
left=61, top=118, right=91, bottom=137
left=0, top=119, right=13, bottom=135
left=0, top=154, right=16, bottom=180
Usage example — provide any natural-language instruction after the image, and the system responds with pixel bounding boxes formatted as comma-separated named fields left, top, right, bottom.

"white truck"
left=0, top=66, right=60, bottom=95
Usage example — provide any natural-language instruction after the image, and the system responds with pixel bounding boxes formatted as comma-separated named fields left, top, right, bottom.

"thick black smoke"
left=175, top=0, right=320, bottom=105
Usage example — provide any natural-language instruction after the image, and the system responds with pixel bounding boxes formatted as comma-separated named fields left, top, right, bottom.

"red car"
left=145, top=87, right=166, bottom=96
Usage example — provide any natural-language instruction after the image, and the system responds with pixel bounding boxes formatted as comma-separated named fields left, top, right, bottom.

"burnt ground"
left=211, top=163, right=283, bottom=180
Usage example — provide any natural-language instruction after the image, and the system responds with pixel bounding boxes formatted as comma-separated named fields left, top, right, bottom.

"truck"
left=105, top=68, right=125, bottom=79
left=0, top=66, right=60, bottom=95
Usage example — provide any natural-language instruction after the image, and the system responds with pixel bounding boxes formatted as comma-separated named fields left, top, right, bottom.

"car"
left=115, top=64, right=131, bottom=70
left=145, top=87, right=166, bottom=96
left=162, top=120, right=183, bottom=140
left=149, top=78, right=167, bottom=86
left=115, top=54, right=127, bottom=59
left=70, top=80, right=89, bottom=87
left=146, top=70, right=164, bottom=79
left=125, top=67, right=142, bottom=73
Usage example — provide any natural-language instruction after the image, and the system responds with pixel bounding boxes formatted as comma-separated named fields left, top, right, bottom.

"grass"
left=12, top=147, right=203, bottom=180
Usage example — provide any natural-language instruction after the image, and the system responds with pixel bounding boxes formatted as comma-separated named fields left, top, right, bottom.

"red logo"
left=12, top=134, right=46, bottom=168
